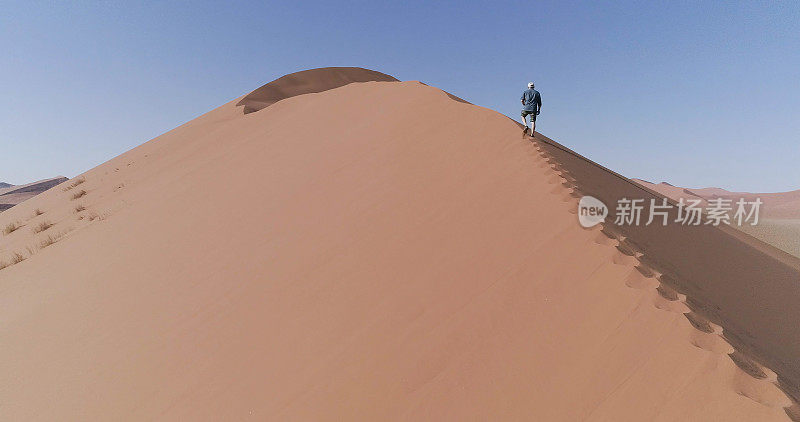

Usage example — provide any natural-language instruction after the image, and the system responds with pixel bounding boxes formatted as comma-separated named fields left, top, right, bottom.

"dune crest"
left=236, top=66, right=398, bottom=114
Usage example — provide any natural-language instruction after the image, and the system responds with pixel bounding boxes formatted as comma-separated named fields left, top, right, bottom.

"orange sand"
left=0, top=69, right=796, bottom=420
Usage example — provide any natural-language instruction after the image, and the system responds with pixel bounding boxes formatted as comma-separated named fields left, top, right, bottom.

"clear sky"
left=2, top=1, right=798, bottom=192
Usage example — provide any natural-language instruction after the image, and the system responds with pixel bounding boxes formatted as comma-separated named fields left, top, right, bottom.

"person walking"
left=520, top=82, right=541, bottom=137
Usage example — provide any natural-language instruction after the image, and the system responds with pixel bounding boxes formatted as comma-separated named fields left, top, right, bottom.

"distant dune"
left=0, top=68, right=798, bottom=420
left=634, top=179, right=800, bottom=258
left=633, top=180, right=800, bottom=220
left=0, top=177, right=68, bottom=211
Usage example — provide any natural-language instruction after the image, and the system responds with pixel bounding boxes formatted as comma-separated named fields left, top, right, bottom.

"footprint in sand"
left=594, top=231, right=616, bottom=246
left=683, top=312, right=733, bottom=353
left=652, top=282, right=690, bottom=313
left=624, top=266, right=660, bottom=289
left=546, top=174, right=563, bottom=184
left=731, top=365, right=792, bottom=408
left=612, top=243, right=640, bottom=266
left=784, top=403, right=800, bottom=421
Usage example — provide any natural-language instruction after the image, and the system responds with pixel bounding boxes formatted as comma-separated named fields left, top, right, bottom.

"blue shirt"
left=521, top=89, right=541, bottom=112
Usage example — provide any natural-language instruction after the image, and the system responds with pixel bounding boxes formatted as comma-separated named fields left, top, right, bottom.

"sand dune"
left=634, top=180, right=800, bottom=220
left=0, top=68, right=797, bottom=420
left=0, top=177, right=68, bottom=212
left=635, top=180, right=800, bottom=258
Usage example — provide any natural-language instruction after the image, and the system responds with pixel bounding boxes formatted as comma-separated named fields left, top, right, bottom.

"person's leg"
left=530, top=113, right=537, bottom=137
left=520, top=113, right=528, bottom=131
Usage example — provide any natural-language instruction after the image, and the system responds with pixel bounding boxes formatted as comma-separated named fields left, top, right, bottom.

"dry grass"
left=39, top=233, right=63, bottom=249
left=63, top=177, right=86, bottom=191
left=3, top=222, right=21, bottom=235
left=71, top=189, right=87, bottom=200
left=32, top=221, right=53, bottom=234
left=33, top=208, right=44, bottom=217
left=0, top=250, right=30, bottom=270
left=74, top=204, right=86, bottom=213
left=88, top=212, right=101, bottom=221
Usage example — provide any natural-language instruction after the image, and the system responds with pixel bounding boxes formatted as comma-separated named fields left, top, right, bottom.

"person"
left=520, top=82, right=541, bottom=137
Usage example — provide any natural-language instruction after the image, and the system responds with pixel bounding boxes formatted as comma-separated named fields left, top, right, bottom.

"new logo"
left=578, top=196, right=607, bottom=228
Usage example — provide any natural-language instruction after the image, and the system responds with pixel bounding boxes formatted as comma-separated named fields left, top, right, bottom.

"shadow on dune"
left=236, top=67, right=399, bottom=114
left=533, top=133, right=800, bottom=405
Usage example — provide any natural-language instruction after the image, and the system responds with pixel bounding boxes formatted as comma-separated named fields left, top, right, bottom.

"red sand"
left=0, top=68, right=797, bottom=420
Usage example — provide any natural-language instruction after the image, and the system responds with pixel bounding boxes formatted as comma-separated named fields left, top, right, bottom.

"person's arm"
left=536, top=93, right=542, bottom=114
left=521, top=93, right=526, bottom=106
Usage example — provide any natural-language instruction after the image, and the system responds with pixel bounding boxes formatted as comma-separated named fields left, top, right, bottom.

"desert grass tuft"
left=0, top=261, right=8, bottom=271
left=62, top=178, right=84, bottom=192
left=74, top=204, right=86, bottom=213
left=71, top=189, right=87, bottom=200
left=3, top=222, right=21, bottom=235
left=10, top=252, right=25, bottom=264
left=33, top=208, right=44, bottom=217
left=32, top=221, right=53, bottom=234
left=39, top=233, right=63, bottom=249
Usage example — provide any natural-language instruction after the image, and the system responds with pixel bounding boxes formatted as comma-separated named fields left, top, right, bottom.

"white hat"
left=527, top=82, right=535, bottom=88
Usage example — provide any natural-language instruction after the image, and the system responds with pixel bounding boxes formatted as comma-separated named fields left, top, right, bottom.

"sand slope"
left=0, top=70, right=796, bottom=420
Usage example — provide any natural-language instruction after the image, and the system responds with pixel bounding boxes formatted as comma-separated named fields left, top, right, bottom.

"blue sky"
left=2, top=1, right=798, bottom=192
